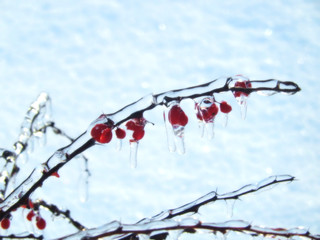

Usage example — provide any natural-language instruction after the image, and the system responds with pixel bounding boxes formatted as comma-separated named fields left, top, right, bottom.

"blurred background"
left=0, top=1, right=319, bottom=238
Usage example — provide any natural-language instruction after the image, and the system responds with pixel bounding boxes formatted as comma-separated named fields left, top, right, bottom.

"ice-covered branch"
left=37, top=200, right=86, bottom=231
left=59, top=219, right=320, bottom=240
left=0, top=76, right=301, bottom=222
left=103, top=76, right=300, bottom=126
left=57, top=175, right=317, bottom=240
left=142, top=175, right=294, bottom=221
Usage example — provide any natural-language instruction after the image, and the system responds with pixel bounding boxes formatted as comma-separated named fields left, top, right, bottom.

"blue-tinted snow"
left=0, top=0, right=319, bottom=238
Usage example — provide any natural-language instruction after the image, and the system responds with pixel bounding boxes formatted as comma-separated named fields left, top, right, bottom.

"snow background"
left=0, top=0, right=319, bottom=239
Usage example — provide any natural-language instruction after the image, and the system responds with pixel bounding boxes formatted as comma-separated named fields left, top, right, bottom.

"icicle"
left=167, top=103, right=188, bottom=154
left=78, top=171, right=89, bottom=202
left=238, top=95, right=248, bottom=120
left=78, top=157, right=90, bottom=202
left=219, top=101, right=232, bottom=127
left=204, top=121, right=215, bottom=140
left=116, top=139, right=123, bottom=151
left=230, top=75, right=251, bottom=120
left=163, top=107, right=176, bottom=152
left=222, top=113, right=228, bottom=127
left=171, top=125, right=186, bottom=154
left=224, top=199, right=237, bottom=218
left=129, top=141, right=139, bottom=168
left=195, top=97, right=218, bottom=139
left=137, top=234, right=150, bottom=240
left=167, top=229, right=183, bottom=240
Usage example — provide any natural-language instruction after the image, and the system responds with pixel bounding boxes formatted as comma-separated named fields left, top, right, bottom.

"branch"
left=60, top=175, right=299, bottom=240
left=59, top=219, right=320, bottom=240
left=0, top=76, right=301, bottom=221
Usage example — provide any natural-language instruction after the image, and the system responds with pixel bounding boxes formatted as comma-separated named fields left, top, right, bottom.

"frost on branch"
left=0, top=75, right=308, bottom=240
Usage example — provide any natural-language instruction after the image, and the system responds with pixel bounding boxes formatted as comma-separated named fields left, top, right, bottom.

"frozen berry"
left=125, top=120, right=136, bottom=131
left=132, top=129, right=145, bottom=141
left=220, top=101, right=232, bottom=113
left=233, top=80, right=252, bottom=98
left=1, top=218, right=10, bottom=229
left=36, top=217, right=46, bottom=230
left=91, top=124, right=108, bottom=141
left=26, top=210, right=35, bottom=221
left=196, top=102, right=218, bottom=122
left=115, top=128, right=126, bottom=139
left=99, top=127, right=113, bottom=143
left=168, top=105, right=188, bottom=126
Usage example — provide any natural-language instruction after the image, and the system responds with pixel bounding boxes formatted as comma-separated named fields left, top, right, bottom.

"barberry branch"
left=36, top=200, right=86, bottom=231
left=60, top=219, right=320, bottom=240
left=0, top=76, right=300, bottom=220
left=0, top=75, right=307, bottom=240
left=58, top=175, right=320, bottom=240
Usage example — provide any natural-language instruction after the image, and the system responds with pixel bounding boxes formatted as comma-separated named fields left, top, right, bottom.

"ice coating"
left=14, top=92, right=52, bottom=156
left=0, top=77, right=300, bottom=221
left=103, top=76, right=300, bottom=127
left=0, top=92, right=53, bottom=211
left=59, top=219, right=319, bottom=240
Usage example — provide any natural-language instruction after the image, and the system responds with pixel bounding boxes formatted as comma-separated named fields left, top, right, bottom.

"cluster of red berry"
left=125, top=117, right=147, bottom=142
left=0, top=199, right=46, bottom=231
left=26, top=210, right=46, bottom=230
left=25, top=200, right=46, bottom=230
left=195, top=98, right=232, bottom=123
left=90, top=117, right=147, bottom=144
left=90, top=124, right=126, bottom=144
left=90, top=79, right=251, bottom=144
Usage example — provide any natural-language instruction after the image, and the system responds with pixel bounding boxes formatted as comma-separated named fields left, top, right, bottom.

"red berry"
left=115, top=128, right=126, bottom=139
left=168, top=105, right=188, bottom=126
left=26, top=210, right=35, bottom=221
left=126, top=118, right=146, bottom=131
left=233, top=80, right=252, bottom=97
left=196, top=102, right=218, bottom=122
left=99, top=128, right=113, bottom=143
left=126, top=118, right=147, bottom=141
left=220, top=101, right=232, bottom=113
left=125, top=120, right=136, bottom=131
left=51, top=171, right=60, bottom=178
left=1, top=218, right=10, bottom=229
left=36, top=217, right=46, bottom=230
left=28, top=199, right=34, bottom=209
left=132, top=129, right=145, bottom=141
left=91, top=124, right=108, bottom=141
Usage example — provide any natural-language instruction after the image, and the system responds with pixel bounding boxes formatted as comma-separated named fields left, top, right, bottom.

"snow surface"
left=0, top=0, right=319, bottom=239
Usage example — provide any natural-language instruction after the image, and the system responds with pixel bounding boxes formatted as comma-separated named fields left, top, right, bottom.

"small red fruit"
left=90, top=124, right=113, bottom=144
left=125, top=120, right=136, bottom=131
left=91, top=124, right=108, bottom=141
left=26, top=210, right=35, bottom=221
left=126, top=118, right=147, bottom=142
left=196, top=102, right=219, bottom=122
left=168, top=105, right=188, bottom=126
left=1, top=218, right=10, bottom=229
left=115, top=128, right=126, bottom=139
left=132, top=129, right=145, bottom=141
left=51, top=171, right=60, bottom=178
left=233, top=80, right=252, bottom=98
left=99, top=128, right=113, bottom=143
left=220, top=101, right=232, bottom=113
left=36, top=216, right=46, bottom=230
